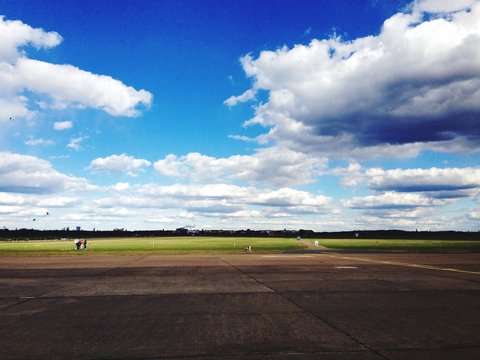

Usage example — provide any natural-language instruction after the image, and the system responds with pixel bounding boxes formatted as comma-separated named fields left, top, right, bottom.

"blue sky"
left=0, top=0, right=479, bottom=231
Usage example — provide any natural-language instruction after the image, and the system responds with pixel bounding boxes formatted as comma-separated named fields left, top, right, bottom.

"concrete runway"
left=1, top=252, right=480, bottom=359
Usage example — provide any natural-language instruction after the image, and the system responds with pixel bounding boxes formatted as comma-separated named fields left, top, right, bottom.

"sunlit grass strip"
left=310, top=239, right=480, bottom=251
left=2, top=237, right=480, bottom=256
left=0, top=236, right=305, bottom=255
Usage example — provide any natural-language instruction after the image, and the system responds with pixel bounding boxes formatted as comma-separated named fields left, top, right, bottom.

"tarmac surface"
left=1, top=252, right=480, bottom=359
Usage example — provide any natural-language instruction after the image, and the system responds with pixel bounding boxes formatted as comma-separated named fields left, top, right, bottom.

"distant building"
left=175, top=227, right=189, bottom=235
left=76, top=226, right=81, bottom=231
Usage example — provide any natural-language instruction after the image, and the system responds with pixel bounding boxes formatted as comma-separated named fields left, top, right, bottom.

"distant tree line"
left=1, top=228, right=479, bottom=241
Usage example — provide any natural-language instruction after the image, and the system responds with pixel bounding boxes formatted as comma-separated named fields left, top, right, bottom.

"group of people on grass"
left=74, top=238, right=87, bottom=250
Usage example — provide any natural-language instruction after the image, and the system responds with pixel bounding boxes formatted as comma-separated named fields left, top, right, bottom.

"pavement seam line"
left=1, top=297, right=34, bottom=312
left=215, top=254, right=390, bottom=360
left=323, top=253, right=480, bottom=276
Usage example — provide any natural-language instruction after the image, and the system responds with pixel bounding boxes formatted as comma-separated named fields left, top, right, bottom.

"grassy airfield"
left=1, top=236, right=480, bottom=255
left=0, top=236, right=304, bottom=255
left=305, top=239, right=480, bottom=251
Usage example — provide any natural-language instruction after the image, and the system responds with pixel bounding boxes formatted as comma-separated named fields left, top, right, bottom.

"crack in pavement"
left=214, top=254, right=389, bottom=360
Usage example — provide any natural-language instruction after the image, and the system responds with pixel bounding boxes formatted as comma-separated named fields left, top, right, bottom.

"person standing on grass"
left=84, top=239, right=87, bottom=249
left=74, top=239, right=80, bottom=250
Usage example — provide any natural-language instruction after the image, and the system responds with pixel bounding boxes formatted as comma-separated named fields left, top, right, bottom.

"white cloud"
left=0, top=193, right=27, bottom=205
left=88, top=154, right=151, bottom=177
left=228, top=134, right=259, bottom=143
left=24, top=137, right=54, bottom=146
left=154, top=147, right=327, bottom=186
left=90, top=183, right=332, bottom=217
left=334, top=163, right=480, bottom=230
left=336, top=164, right=480, bottom=199
left=252, top=187, right=331, bottom=208
left=0, top=152, right=93, bottom=194
left=67, top=136, right=88, bottom=151
left=138, top=183, right=252, bottom=200
left=0, top=205, right=25, bottom=214
left=49, top=155, right=70, bottom=160
left=138, top=183, right=332, bottom=214
left=144, top=215, right=176, bottom=224
left=334, top=162, right=364, bottom=187
left=0, top=16, right=152, bottom=121
left=110, top=182, right=131, bottom=191
left=153, top=154, right=184, bottom=177
left=63, top=182, right=334, bottom=230
left=413, top=0, right=477, bottom=13
left=366, top=167, right=480, bottom=193
left=36, top=197, right=81, bottom=207
left=224, top=88, right=257, bottom=107
left=229, top=2, right=480, bottom=157
left=0, top=97, right=30, bottom=122
left=0, top=16, right=61, bottom=62
left=53, top=120, right=72, bottom=131
left=342, top=192, right=446, bottom=209
left=0, top=193, right=80, bottom=216
left=467, top=209, right=480, bottom=221
left=16, top=58, right=152, bottom=117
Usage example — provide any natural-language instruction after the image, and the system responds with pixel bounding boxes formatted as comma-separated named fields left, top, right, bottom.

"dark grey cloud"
left=371, top=182, right=477, bottom=193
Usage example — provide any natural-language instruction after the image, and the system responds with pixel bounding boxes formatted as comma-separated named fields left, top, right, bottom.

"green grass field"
left=308, top=239, right=480, bottom=251
left=1, top=237, right=480, bottom=255
left=0, top=236, right=305, bottom=255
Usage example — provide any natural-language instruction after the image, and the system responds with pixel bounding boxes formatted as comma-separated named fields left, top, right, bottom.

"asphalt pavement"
left=1, top=252, right=480, bottom=359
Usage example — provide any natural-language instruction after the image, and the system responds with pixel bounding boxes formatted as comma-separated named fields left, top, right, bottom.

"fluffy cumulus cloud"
left=366, top=167, right=480, bottom=195
left=16, top=59, right=152, bottom=116
left=110, top=182, right=131, bottom=192
left=99, top=183, right=332, bottom=216
left=0, top=193, right=81, bottom=221
left=342, top=192, right=446, bottom=210
left=337, top=164, right=480, bottom=198
left=16, top=182, right=332, bottom=230
left=87, top=183, right=331, bottom=215
left=412, top=0, right=478, bottom=13
left=228, top=1, right=480, bottom=157
left=0, top=152, right=93, bottom=194
left=0, top=15, right=61, bottom=62
left=139, top=183, right=252, bottom=201
left=53, top=120, right=72, bottom=131
left=154, top=147, right=327, bottom=186
left=88, top=154, right=151, bottom=177
left=336, top=164, right=480, bottom=229
left=0, top=16, right=152, bottom=121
